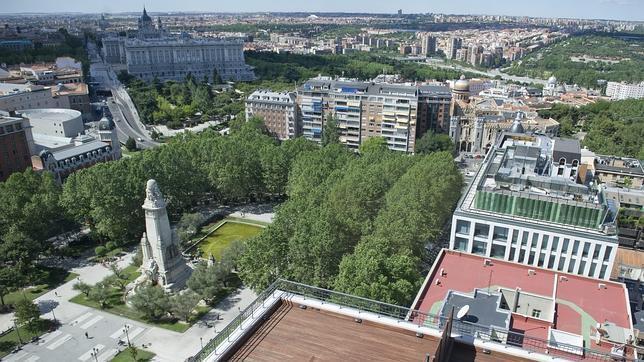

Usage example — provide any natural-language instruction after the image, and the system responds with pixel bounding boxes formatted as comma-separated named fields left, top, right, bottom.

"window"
left=456, top=219, right=470, bottom=235
left=603, top=246, right=612, bottom=262
left=592, top=246, right=600, bottom=259
left=454, top=237, right=468, bottom=251
left=531, top=309, right=541, bottom=318
left=582, top=243, right=590, bottom=258
left=538, top=253, right=546, bottom=267
left=558, top=257, right=566, bottom=271
left=493, top=226, right=509, bottom=241
left=548, top=255, right=556, bottom=269
left=599, top=265, right=608, bottom=279
left=491, top=244, right=506, bottom=258
left=472, top=240, right=487, bottom=256
left=511, top=230, right=519, bottom=245
left=567, top=259, right=576, bottom=273
left=541, top=235, right=549, bottom=250
left=562, top=239, right=570, bottom=253
left=572, top=240, right=580, bottom=254
left=509, top=248, right=516, bottom=261
left=550, top=237, right=559, bottom=252
left=589, top=262, right=597, bottom=277
left=528, top=251, right=536, bottom=265
left=474, top=223, right=490, bottom=238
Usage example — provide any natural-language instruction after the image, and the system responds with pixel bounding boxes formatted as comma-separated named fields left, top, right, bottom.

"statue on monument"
left=132, top=179, right=192, bottom=292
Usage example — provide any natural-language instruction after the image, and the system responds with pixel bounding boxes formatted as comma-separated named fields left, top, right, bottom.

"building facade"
left=0, top=112, right=34, bottom=181
left=245, top=90, right=299, bottom=140
left=606, top=81, right=644, bottom=100
left=102, top=9, right=254, bottom=83
left=296, top=77, right=451, bottom=152
left=449, top=131, right=619, bottom=280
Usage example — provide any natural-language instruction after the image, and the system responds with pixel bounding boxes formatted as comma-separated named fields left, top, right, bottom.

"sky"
left=1, top=0, right=643, bottom=21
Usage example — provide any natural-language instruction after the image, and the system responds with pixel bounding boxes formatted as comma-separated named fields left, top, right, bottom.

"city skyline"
left=1, top=0, right=643, bottom=21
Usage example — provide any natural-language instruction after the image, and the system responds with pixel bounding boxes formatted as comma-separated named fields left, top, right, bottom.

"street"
left=87, top=43, right=160, bottom=149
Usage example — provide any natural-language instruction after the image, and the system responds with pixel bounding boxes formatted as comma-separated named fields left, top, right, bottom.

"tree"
left=0, top=265, right=22, bottom=306
left=221, top=239, right=246, bottom=271
left=212, top=67, right=223, bottom=84
left=170, top=291, right=201, bottom=322
left=322, top=114, right=339, bottom=146
left=129, top=285, right=171, bottom=321
left=414, top=131, right=454, bottom=154
left=88, top=281, right=111, bottom=308
left=125, top=137, right=137, bottom=151
left=14, top=300, right=41, bottom=332
left=73, top=281, right=92, bottom=298
left=359, top=137, right=388, bottom=155
left=177, top=213, right=204, bottom=244
left=186, top=263, right=223, bottom=302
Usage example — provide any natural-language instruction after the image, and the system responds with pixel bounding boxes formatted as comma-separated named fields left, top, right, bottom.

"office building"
left=245, top=90, right=299, bottom=140
left=297, top=77, right=451, bottom=152
left=448, top=128, right=620, bottom=280
left=445, top=37, right=462, bottom=59
left=606, top=81, right=644, bottom=100
left=0, top=111, right=34, bottom=181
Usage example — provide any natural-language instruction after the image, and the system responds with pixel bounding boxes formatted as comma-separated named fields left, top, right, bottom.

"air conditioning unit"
left=528, top=269, right=536, bottom=276
left=598, top=283, right=607, bottom=290
left=484, top=259, right=492, bottom=266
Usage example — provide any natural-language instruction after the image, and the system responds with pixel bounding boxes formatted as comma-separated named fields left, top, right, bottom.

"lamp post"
left=123, top=325, right=131, bottom=347
left=51, top=307, right=57, bottom=324
left=200, top=337, right=203, bottom=349
left=90, top=347, right=99, bottom=362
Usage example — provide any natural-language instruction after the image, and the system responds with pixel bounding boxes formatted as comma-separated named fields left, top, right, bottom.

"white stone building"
left=606, top=81, right=644, bottom=100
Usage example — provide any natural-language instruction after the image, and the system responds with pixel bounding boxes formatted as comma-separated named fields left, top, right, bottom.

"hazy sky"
left=1, top=0, right=643, bottom=21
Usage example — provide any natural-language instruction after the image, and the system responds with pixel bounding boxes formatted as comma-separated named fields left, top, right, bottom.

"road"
left=418, top=58, right=548, bottom=85
left=87, top=43, right=160, bottom=149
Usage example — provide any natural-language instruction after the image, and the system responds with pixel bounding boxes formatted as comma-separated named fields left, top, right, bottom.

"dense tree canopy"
left=238, top=144, right=463, bottom=305
left=538, top=99, right=644, bottom=159
left=505, top=35, right=644, bottom=89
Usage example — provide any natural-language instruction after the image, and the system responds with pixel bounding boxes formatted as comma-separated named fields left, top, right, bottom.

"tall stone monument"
left=140, top=179, right=191, bottom=290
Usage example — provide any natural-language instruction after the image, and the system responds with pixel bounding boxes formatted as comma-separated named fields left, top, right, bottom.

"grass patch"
left=197, top=221, right=262, bottom=260
left=3, top=266, right=79, bottom=307
left=111, top=347, right=155, bottom=362
left=0, top=319, right=56, bottom=358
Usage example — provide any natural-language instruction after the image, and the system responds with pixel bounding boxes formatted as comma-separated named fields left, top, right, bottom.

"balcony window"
left=603, top=247, right=612, bottom=262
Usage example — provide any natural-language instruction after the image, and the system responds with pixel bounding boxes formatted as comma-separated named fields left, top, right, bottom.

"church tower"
left=97, top=115, right=121, bottom=160
left=140, top=179, right=191, bottom=290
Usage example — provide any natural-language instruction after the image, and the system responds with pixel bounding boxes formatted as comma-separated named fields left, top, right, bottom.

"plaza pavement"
left=1, top=209, right=268, bottom=361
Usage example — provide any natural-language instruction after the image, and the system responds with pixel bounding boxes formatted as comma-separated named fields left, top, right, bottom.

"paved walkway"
left=1, top=204, right=271, bottom=360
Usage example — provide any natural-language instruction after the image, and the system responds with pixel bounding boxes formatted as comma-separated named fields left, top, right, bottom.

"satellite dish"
left=457, top=305, right=470, bottom=320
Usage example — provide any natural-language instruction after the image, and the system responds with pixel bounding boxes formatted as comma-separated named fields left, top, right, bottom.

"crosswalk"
left=2, top=311, right=147, bottom=362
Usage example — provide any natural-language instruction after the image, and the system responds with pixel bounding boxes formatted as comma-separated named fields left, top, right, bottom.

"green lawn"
left=0, top=320, right=55, bottom=358
left=3, top=266, right=79, bottom=307
left=197, top=221, right=263, bottom=260
left=110, top=347, right=155, bottom=362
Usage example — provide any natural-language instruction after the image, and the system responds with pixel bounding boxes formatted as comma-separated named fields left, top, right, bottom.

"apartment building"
left=245, top=90, right=299, bottom=140
left=296, top=77, right=451, bottom=152
left=0, top=111, right=34, bottom=181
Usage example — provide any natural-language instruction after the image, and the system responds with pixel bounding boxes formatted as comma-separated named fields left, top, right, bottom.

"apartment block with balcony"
left=245, top=90, right=299, bottom=140
left=449, top=127, right=619, bottom=280
left=296, top=77, right=451, bottom=152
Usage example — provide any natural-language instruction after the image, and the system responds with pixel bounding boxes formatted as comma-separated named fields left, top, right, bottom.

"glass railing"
left=189, top=279, right=633, bottom=362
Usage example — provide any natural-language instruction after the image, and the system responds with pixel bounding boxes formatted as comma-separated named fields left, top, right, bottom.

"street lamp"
left=123, top=325, right=131, bottom=347
left=90, top=347, right=99, bottom=362
left=51, top=307, right=57, bottom=324
left=200, top=337, right=203, bottom=349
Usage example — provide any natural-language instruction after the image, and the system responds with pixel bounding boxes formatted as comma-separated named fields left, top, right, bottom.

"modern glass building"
left=449, top=127, right=618, bottom=280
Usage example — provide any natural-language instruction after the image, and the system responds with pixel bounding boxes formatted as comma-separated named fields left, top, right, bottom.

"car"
left=137, top=137, right=143, bottom=142
left=465, top=171, right=476, bottom=177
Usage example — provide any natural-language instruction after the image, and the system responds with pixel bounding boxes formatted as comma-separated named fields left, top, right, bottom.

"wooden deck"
left=227, top=301, right=530, bottom=361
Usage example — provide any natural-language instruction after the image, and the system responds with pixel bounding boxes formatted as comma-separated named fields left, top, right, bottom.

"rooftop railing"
left=190, top=279, right=634, bottom=362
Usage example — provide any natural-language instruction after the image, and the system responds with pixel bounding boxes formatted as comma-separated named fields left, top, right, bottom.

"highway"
left=87, top=43, right=160, bottom=149
left=415, top=57, right=548, bottom=85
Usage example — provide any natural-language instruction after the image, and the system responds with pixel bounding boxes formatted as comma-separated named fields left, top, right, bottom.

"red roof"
left=412, top=250, right=632, bottom=353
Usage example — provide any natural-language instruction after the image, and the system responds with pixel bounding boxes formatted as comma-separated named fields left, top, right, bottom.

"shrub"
left=105, top=241, right=117, bottom=251
left=95, top=246, right=107, bottom=257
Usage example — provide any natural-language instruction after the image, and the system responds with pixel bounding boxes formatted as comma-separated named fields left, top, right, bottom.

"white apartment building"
left=606, top=81, right=644, bottom=100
